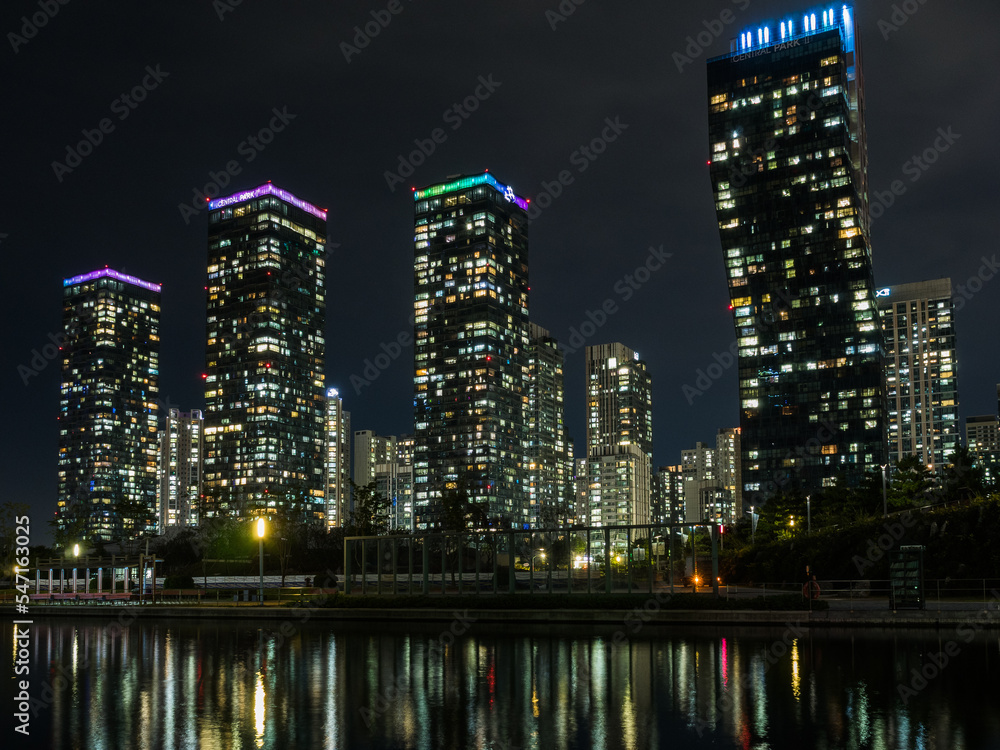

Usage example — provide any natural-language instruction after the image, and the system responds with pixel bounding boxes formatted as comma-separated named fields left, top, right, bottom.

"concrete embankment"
left=7, top=604, right=1000, bottom=629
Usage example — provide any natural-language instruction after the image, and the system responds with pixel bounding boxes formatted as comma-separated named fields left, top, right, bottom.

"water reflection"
left=4, top=618, right=999, bottom=749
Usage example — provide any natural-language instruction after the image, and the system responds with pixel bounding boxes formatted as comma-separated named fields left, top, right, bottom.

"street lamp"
left=806, top=496, right=811, bottom=534
left=256, top=517, right=266, bottom=606
left=750, top=506, right=756, bottom=545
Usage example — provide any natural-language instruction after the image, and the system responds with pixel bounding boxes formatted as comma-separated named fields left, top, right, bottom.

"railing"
left=343, top=524, right=723, bottom=596
left=718, top=578, right=1000, bottom=609
left=3, top=578, right=997, bottom=609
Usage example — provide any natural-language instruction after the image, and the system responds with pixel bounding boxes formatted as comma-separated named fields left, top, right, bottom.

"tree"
left=112, top=496, right=157, bottom=556
left=889, top=455, right=934, bottom=510
left=754, top=491, right=808, bottom=541
left=940, top=446, right=988, bottom=504
left=347, top=480, right=389, bottom=537
left=440, top=487, right=488, bottom=532
left=49, top=507, right=89, bottom=552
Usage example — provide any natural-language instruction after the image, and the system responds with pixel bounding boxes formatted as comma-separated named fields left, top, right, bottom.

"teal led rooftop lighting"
left=414, top=172, right=529, bottom=212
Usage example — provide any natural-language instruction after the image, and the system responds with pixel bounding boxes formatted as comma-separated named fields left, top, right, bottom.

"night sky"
left=4, top=1, right=998, bottom=544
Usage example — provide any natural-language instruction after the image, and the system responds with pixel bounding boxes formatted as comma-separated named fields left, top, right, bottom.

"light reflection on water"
left=4, top=619, right=999, bottom=749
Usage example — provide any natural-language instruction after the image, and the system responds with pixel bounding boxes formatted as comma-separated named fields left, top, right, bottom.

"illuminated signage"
left=208, top=183, right=328, bottom=221
left=732, top=39, right=802, bottom=62
left=63, top=268, right=161, bottom=293
left=876, top=288, right=890, bottom=298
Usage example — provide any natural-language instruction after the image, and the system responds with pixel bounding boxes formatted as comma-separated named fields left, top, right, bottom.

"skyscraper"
left=651, top=465, right=684, bottom=525
left=353, top=430, right=396, bottom=487
left=412, top=172, right=531, bottom=529
left=158, top=408, right=204, bottom=530
left=715, top=427, right=743, bottom=519
left=57, top=268, right=161, bottom=544
left=585, top=343, right=653, bottom=530
left=203, top=182, right=328, bottom=524
left=681, top=442, right=719, bottom=522
left=877, top=279, right=958, bottom=472
left=374, top=433, right=415, bottom=532
left=325, top=389, right=351, bottom=529
left=708, top=5, right=887, bottom=502
left=526, top=323, right=569, bottom=527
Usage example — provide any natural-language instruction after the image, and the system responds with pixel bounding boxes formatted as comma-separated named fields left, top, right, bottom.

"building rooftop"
left=875, top=278, right=953, bottom=305
left=63, top=267, right=161, bottom=293
left=207, top=182, right=327, bottom=221
left=413, top=172, right=529, bottom=212
left=710, top=4, right=855, bottom=63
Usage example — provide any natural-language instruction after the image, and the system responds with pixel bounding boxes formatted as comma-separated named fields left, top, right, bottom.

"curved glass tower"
left=707, top=6, right=886, bottom=504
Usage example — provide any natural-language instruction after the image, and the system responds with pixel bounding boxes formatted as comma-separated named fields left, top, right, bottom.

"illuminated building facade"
left=158, top=409, right=204, bottom=530
left=203, top=183, right=328, bottom=524
left=57, top=268, right=161, bottom=544
left=585, top=343, right=652, bottom=530
left=651, top=465, right=684, bottom=525
left=325, top=389, right=351, bottom=529
left=716, top=426, right=743, bottom=517
left=573, top=458, right=589, bottom=527
left=877, top=279, right=958, bottom=471
left=708, top=5, right=887, bottom=501
left=395, top=434, right=416, bottom=466
left=354, top=430, right=396, bottom=487
left=681, top=441, right=732, bottom=523
left=967, top=414, right=999, bottom=488
left=527, top=324, right=570, bottom=527
left=375, top=461, right=414, bottom=532
left=412, top=172, right=531, bottom=529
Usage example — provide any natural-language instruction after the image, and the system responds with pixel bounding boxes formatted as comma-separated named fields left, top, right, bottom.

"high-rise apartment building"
left=715, top=427, right=743, bottom=518
left=708, top=5, right=887, bottom=501
left=681, top=442, right=723, bottom=523
left=574, top=457, right=589, bottom=527
left=374, top=433, right=415, bottom=532
left=395, top=434, right=416, bottom=466
left=877, top=279, right=958, bottom=471
left=585, top=343, right=652, bottom=531
left=527, top=324, right=570, bottom=527
left=412, top=172, right=531, bottom=529
left=651, top=465, right=685, bottom=525
left=203, top=183, right=328, bottom=524
left=967, top=414, right=1000, bottom=488
left=375, top=461, right=414, bottom=532
left=57, top=268, right=161, bottom=543
left=325, top=389, right=351, bottom=529
left=967, top=415, right=999, bottom=453
left=158, top=409, right=204, bottom=530
left=354, top=431, right=396, bottom=487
